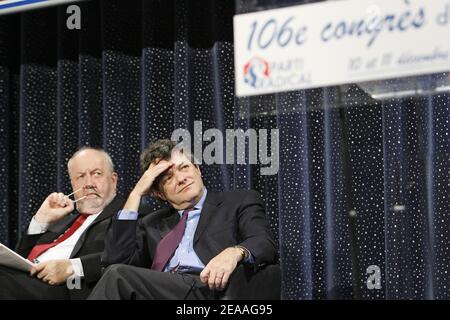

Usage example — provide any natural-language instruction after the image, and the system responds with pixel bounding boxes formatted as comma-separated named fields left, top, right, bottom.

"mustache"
left=83, top=186, right=101, bottom=197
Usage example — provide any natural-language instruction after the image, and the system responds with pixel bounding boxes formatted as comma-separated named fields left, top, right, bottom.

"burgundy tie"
left=151, top=210, right=190, bottom=271
left=27, top=214, right=89, bottom=262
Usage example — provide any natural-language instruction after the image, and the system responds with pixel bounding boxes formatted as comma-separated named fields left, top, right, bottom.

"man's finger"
left=48, top=192, right=58, bottom=205
left=30, top=266, right=38, bottom=276
left=145, top=161, right=173, bottom=180
left=56, top=193, right=66, bottom=206
left=208, top=270, right=217, bottom=290
left=220, top=273, right=231, bottom=291
left=200, top=268, right=210, bottom=283
left=36, top=264, right=50, bottom=279
left=65, top=198, right=75, bottom=210
left=153, top=161, right=174, bottom=174
left=43, top=275, right=53, bottom=284
left=30, top=263, right=46, bottom=276
left=148, top=158, right=162, bottom=168
left=37, top=270, right=48, bottom=279
left=148, top=159, right=169, bottom=170
left=214, top=272, right=223, bottom=289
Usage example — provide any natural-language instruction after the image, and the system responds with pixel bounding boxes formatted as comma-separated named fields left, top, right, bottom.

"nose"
left=83, top=174, right=95, bottom=190
left=175, top=171, right=186, bottom=185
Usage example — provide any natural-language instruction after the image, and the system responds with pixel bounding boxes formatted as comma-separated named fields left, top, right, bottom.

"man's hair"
left=140, top=139, right=196, bottom=194
left=67, top=146, right=115, bottom=175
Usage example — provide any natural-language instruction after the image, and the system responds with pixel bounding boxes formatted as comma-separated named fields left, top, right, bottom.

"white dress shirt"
left=27, top=212, right=101, bottom=277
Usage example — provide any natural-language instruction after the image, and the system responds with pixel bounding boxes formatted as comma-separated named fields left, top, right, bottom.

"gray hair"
left=67, top=146, right=115, bottom=175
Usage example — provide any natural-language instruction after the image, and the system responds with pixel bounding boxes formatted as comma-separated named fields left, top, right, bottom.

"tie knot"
left=78, top=213, right=90, bottom=220
left=181, top=209, right=192, bottom=219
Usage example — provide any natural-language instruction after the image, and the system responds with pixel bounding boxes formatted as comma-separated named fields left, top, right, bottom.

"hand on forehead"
left=150, top=158, right=172, bottom=168
left=148, top=159, right=175, bottom=178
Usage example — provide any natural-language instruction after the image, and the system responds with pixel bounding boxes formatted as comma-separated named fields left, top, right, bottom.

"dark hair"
left=140, top=139, right=195, bottom=194
left=140, top=139, right=177, bottom=173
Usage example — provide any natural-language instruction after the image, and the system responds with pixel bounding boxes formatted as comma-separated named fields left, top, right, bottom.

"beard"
left=76, top=194, right=111, bottom=214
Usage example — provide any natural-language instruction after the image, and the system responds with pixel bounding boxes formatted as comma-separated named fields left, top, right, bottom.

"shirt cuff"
left=27, top=216, right=50, bottom=235
left=70, top=258, right=84, bottom=278
left=244, top=251, right=255, bottom=264
left=116, top=209, right=139, bottom=220
left=244, top=253, right=255, bottom=264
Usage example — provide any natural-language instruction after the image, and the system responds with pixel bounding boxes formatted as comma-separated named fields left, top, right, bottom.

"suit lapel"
left=37, top=214, right=78, bottom=244
left=157, top=208, right=180, bottom=239
left=70, top=196, right=124, bottom=258
left=193, top=191, right=223, bottom=245
left=156, top=191, right=222, bottom=244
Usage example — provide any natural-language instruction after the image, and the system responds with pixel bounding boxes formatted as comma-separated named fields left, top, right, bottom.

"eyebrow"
left=76, top=168, right=103, bottom=175
left=160, top=162, right=188, bottom=179
left=176, top=162, right=187, bottom=169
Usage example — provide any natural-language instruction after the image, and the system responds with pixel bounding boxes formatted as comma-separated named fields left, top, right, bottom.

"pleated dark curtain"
left=0, top=0, right=448, bottom=300
left=0, top=0, right=237, bottom=243
left=234, top=0, right=449, bottom=300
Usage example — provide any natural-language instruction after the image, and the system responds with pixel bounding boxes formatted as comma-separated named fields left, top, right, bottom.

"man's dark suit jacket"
left=102, top=190, right=277, bottom=273
left=15, top=195, right=125, bottom=299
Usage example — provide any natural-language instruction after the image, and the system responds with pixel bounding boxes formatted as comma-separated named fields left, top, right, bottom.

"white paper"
left=0, top=243, right=36, bottom=272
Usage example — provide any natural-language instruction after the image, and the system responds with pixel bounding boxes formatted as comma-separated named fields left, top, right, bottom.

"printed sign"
left=234, top=0, right=450, bottom=96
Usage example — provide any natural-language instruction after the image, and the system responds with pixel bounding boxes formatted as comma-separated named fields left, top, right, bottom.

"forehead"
left=70, top=150, right=108, bottom=172
left=169, top=150, right=191, bottom=165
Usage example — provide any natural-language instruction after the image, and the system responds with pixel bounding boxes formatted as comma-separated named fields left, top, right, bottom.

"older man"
left=0, top=147, right=123, bottom=299
left=89, top=139, right=277, bottom=300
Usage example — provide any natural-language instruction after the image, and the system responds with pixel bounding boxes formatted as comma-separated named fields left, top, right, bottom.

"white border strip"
left=0, top=0, right=86, bottom=16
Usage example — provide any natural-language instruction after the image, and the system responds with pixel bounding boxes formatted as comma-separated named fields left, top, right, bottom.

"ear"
left=111, top=172, right=118, bottom=189
left=152, top=190, right=166, bottom=201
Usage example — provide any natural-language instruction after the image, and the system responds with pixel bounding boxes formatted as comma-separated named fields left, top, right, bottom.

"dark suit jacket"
left=102, top=190, right=277, bottom=273
left=15, top=195, right=125, bottom=299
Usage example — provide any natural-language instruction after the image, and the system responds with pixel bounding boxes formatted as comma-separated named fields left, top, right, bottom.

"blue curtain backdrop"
left=0, top=0, right=448, bottom=299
